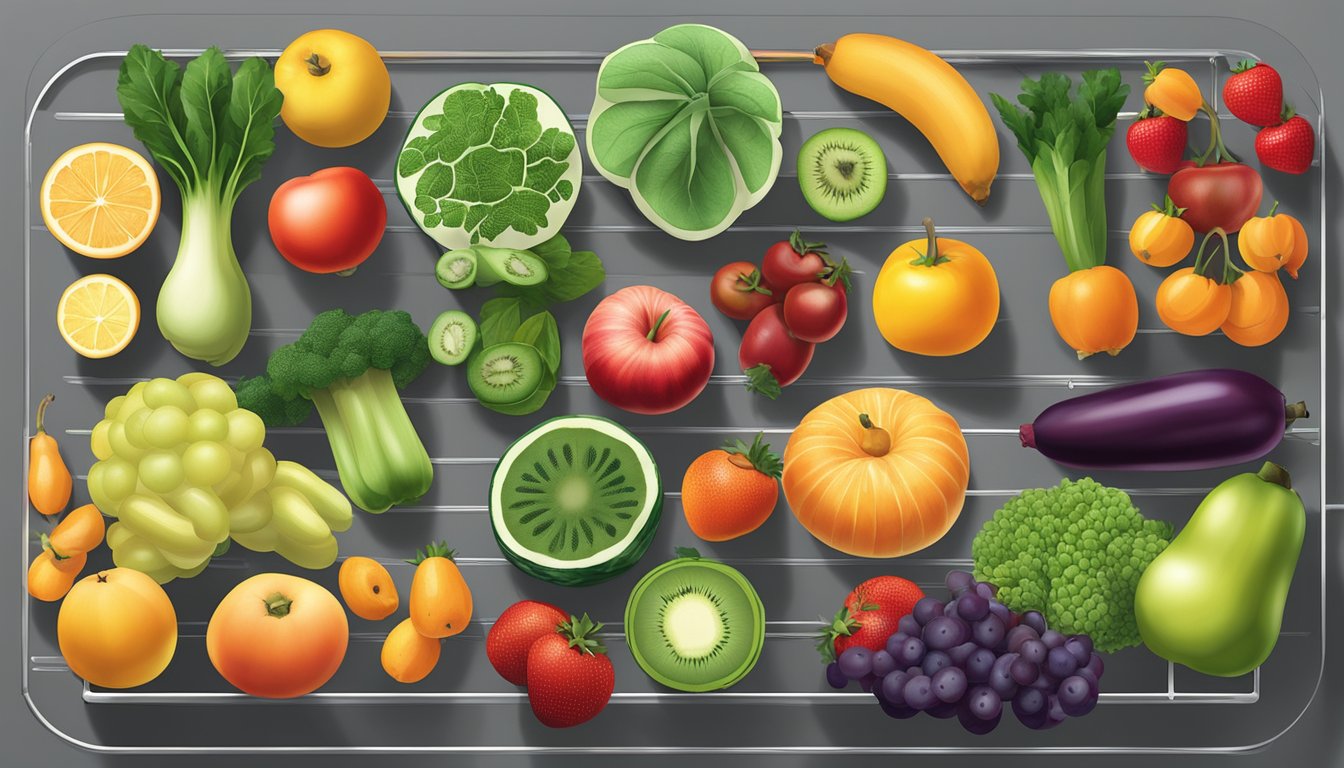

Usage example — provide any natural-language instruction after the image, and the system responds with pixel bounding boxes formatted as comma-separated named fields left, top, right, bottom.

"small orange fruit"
left=681, top=433, right=782, bottom=542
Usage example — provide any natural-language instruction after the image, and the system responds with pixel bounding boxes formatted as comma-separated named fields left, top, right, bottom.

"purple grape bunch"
left=826, top=570, right=1105, bottom=735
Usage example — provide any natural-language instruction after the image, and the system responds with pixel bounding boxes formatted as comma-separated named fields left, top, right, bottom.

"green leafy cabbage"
left=587, top=24, right=783, bottom=241
left=397, top=83, right=582, bottom=250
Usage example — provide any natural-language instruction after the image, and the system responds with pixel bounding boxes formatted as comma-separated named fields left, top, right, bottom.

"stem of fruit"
left=858, top=413, right=892, bottom=457
left=1285, top=402, right=1310, bottom=426
left=1192, top=228, right=1229, bottom=279
left=34, top=393, right=54, bottom=435
left=263, top=592, right=293, bottom=618
left=1195, top=102, right=1240, bottom=165
left=909, top=217, right=949, bottom=267
left=1257, top=461, right=1292, bottom=490
left=1268, top=200, right=1280, bottom=217
left=647, top=309, right=672, bottom=341
left=304, top=52, right=331, bottom=77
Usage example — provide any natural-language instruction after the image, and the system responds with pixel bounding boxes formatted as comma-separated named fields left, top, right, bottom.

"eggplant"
left=1020, top=369, right=1307, bottom=471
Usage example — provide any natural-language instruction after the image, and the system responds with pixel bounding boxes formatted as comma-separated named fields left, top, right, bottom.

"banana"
left=815, top=34, right=999, bottom=204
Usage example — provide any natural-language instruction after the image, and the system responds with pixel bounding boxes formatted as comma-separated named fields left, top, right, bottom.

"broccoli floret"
left=971, top=478, right=1173, bottom=653
left=235, top=309, right=433, bottom=514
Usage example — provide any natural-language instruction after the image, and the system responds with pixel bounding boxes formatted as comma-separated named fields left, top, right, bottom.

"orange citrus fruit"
left=56, top=274, right=140, bottom=358
left=41, top=142, right=160, bottom=259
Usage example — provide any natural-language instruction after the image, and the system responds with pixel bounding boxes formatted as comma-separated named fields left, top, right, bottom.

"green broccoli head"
left=971, top=478, right=1174, bottom=653
left=234, top=375, right=314, bottom=426
left=264, top=309, right=430, bottom=401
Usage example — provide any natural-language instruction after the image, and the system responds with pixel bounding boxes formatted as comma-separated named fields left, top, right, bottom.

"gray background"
left=4, top=0, right=1343, bottom=765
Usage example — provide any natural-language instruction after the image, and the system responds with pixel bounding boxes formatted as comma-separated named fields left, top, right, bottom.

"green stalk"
left=157, top=192, right=252, bottom=366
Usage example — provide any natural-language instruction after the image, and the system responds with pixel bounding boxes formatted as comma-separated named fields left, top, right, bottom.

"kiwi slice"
left=490, top=415, right=662, bottom=586
left=436, top=249, right=478, bottom=289
left=468, top=343, right=545, bottom=405
left=625, top=552, right=765, bottom=692
left=797, top=127, right=888, bottom=222
left=475, top=246, right=548, bottom=287
left=428, top=310, right=478, bottom=366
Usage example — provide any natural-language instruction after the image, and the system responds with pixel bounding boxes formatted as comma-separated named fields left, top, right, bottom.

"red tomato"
left=268, top=167, right=387, bottom=274
left=761, top=231, right=828, bottom=293
left=1167, top=161, right=1263, bottom=234
left=710, top=261, right=777, bottom=320
left=740, top=305, right=815, bottom=397
left=783, top=281, right=848, bottom=343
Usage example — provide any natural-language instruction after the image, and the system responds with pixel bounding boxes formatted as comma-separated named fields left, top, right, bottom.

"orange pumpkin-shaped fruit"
left=1048, top=266, right=1139, bottom=359
left=1129, top=197, right=1194, bottom=267
left=1238, top=202, right=1296, bottom=273
left=1282, top=214, right=1308, bottom=279
left=1143, top=61, right=1202, bottom=121
left=1222, top=271, right=1289, bottom=347
left=1155, top=267, right=1232, bottom=336
left=782, top=388, right=969, bottom=558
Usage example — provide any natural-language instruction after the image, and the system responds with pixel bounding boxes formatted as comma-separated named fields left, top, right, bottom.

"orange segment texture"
left=41, top=143, right=160, bottom=259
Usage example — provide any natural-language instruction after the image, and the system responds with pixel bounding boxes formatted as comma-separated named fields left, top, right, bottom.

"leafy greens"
left=116, top=45, right=282, bottom=366
left=991, top=69, right=1130, bottom=272
left=587, top=24, right=783, bottom=241
left=397, top=83, right=582, bottom=251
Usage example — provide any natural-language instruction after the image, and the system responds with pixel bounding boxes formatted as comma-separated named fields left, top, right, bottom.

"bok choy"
left=116, top=45, right=284, bottom=366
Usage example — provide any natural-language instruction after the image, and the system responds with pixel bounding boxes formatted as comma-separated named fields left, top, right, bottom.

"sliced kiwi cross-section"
left=490, top=415, right=662, bottom=586
left=428, top=310, right=478, bottom=366
left=797, top=127, right=888, bottom=222
left=436, top=249, right=479, bottom=289
left=475, top=246, right=548, bottom=287
left=467, top=342, right=545, bottom=405
left=625, top=552, right=765, bottom=692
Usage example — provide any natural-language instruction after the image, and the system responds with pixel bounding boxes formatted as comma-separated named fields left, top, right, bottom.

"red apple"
left=582, top=285, right=715, bottom=415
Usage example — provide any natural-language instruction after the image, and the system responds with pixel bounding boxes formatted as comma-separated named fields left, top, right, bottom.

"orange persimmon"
left=781, top=388, right=969, bottom=558
left=1155, top=228, right=1234, bottom=336
left=408, top=542, right=473, bottom=639
left=1130, top=196, right=1194, bottom=267
left=1239, top=201, right=1296, bottom=273
left=381, top=617, right=441, bottom=684
left=27, top=548, right=86, bottom=602
left=1048, top=266, right=1139, bottom=359
left=1222, top=270, right=1289, bottom=347
left=1143, top=61, right=1203, bottom=121
left=47, top=504, right=106, bottom=559
left=681, top=433, right=782, bottom=542
left=338, top=556, right=399, bottom=621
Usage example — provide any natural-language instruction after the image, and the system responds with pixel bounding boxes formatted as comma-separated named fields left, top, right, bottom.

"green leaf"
left=588, top=24, right=782, bottom=240
left=179, top=47, right=231, bottom=181
left=115, top=45, right=196, bottom=190
left=450, top=147, right=523, bottom=203
left=491, top=89, right=543, bottom=151
left=529, top=233, right=573, bottom=271
left=513, top=311, right=561, bottom=373
left=479, top=297, right=523, bottom=346
left=674, top=546, right=702, bottom=560
left=510, top=247, right=605, bottom=305
left=744, top=363, right=782, bottom=400
left=220, top=56, right=282, bottom=203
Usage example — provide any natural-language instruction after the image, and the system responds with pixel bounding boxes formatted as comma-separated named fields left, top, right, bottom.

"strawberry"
left=1223, top=60, right=1284, bottom=127
left=1126, top=108, right=1188, bottom=174
left=1256, top=107, right=1315, bottom=174
left=486, top=600, right=568, bottom=685
left=525, top=614, right=614, bottom=728
left=817, top=575, right=924, bottom=662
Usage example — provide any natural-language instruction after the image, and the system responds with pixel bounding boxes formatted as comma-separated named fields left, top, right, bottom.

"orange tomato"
left=1282, top=215, right=1308, bottom=279
left=338, top=556, right=399, bottom=620
left=1129, top=197, right=1194, bottom=267
left=57, top=568, right=176, bottom=688
left=782, top=388, right=968, bottom=558
left=48, top=503, right=106, bottom=558
left=409, top=542, right=473, bottom=638
left=1238, top=202, right=1296, bottom=273
left=1222, top=271, right=1289, bottom=347
left=1155, top=267, right=1232, bottom=336
left=1048, top=266, right=1139, bottom=358
left=1143, top=61, right=1202, bottom=121
left=681, top=433, right=781, bottom=542
left=27, top=548, right=86, bottom=602
left=381, top=617, right=441, bottom=683
left=871, top=217, right=999, bottom=356
left=207, top=573, right=348, bottom=698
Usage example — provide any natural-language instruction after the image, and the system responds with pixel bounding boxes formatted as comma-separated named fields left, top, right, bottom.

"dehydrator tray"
left=20, top=12, right=1325, bottom=755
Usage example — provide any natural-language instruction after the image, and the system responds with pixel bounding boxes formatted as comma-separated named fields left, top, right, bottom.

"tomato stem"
left=788, top=229, right=828, bottom=257
left=263, top=592, right=294, bottom=618
left=34, top=393, right=54, bottom=435
left=909, top=217, right=950, bottom=267
left=1192, top=227, right=1230, bottom=279
left=647, top=308, right=672, bottom=341
left=1195, top=103, right=1240, bottom=166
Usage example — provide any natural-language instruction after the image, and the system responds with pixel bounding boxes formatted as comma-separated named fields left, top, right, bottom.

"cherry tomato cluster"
left=709, top=231, right=851, bottom=399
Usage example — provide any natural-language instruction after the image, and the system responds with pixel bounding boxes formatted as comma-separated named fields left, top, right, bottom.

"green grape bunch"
left=87, top=373, right=352, bottom=583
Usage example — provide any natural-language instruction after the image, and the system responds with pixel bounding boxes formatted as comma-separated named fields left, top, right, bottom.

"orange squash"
left=1048, top=266, right=1139, bottom=359
left=1238, top=202, right=1295, bottom=273
left=1222, top=271, right=1289, bottom=347
left=781, top=388, right=969, bottom=558
left=1143, top=61, right=1203, bottom=121
left=1156, top=227, right=1233, bottom=336
left=1129, top=196, right=1194, bottom=267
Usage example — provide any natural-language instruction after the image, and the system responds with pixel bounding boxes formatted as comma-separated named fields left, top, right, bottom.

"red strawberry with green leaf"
left=1256, top=106, right=1315, bottom=174
left=816, top=575, right=924, bottom=662
left=1126, top=107, right=1187, bottom=174
left=526, top=613, right=614, bottom=728
left=1224, top=60, right=1284, bottom=127
left=487, top=600, right=568, bottom=685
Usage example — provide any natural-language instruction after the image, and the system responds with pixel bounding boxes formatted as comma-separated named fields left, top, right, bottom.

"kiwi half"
left=467, top=342, right=544, bottom=405
left=490, top=415, right=662, bottom=586
left=436, top=249, right=478, bottom=289
left=428, top=310, right=478, bottom=366
left=797, top=127, right=888, bottom=222
left=625, top=553, right=765, bottom=692
left=475, top=247, right=548, bottom=287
